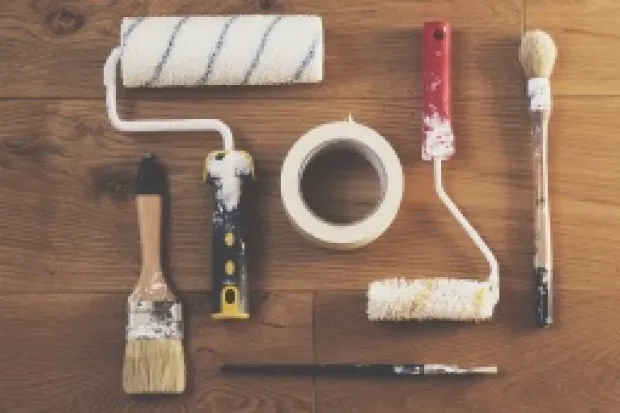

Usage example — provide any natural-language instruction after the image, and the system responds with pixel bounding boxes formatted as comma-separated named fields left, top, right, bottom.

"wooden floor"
left=1, top=0, right=619, bottom=412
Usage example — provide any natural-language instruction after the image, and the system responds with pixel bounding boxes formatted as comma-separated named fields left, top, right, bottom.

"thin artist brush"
left=221, top=363, right=498, bottom=378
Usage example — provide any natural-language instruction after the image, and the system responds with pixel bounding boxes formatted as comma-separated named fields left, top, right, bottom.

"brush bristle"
left=123, top=339, right=186, bottom=394
left=519, top=30, right=557, bottom=79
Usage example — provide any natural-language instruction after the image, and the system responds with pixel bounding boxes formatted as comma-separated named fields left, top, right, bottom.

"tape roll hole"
left=299, top=141, right=386, bottom=225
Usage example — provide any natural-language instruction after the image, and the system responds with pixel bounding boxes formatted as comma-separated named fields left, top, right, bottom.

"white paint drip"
left=423, top=112, right=454, bottom=160
left=208, top=151, right=252, bottom=211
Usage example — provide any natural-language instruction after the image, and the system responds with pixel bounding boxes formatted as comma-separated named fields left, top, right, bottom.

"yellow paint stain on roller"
left=413, top=282, right=433, bottom=310
left=225, top=261, right=235, bottom=275
left=237, top=150, right=256, bottom=178
left=473, top=287, right=486, bottom=312
left=225, top=232, right=235, bottom=247
left=413, top=293, right=428, bottom=309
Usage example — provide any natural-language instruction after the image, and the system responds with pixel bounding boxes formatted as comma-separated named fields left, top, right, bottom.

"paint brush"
left=519, top=30, right=557, bottom=327
left=122, top=153, right=186, bottom=394
left=221, top=363, right=498, bottom=377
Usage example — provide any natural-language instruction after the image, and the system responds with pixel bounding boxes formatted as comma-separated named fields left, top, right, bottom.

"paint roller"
left=104, top=15, right=324, bottom=319
left=366, top=22, right=499, bottom=322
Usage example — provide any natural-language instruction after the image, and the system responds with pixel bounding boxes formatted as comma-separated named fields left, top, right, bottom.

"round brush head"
left=519, top=30, right=557, bottom=79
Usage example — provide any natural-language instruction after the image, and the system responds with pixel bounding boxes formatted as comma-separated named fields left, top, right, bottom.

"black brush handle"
left=205, top=151, right=254, bottom=319
left=220, top=364, right=422, bottom=377
left=535, top=267, right=552, bottom=326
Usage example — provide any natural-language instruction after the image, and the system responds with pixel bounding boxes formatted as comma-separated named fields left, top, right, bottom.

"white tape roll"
left=280, top=119, right=404, bottom=249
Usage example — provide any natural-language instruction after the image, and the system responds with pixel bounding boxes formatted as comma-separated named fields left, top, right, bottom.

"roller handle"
left=206, top=151, right=253, bottom=319
left=422, top=21, right=454, bottom=161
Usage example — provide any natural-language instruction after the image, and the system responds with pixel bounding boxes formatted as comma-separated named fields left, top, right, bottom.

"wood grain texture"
left=526, top=0, right=620, bottom=96
left=0, top=292, right=313, bottom=413
left=314, top=290, right=620, bottom=412
left=1, top=0, right=620, bottom=412
left=0, top=97, right=531, bottom=293
left=0, top=0, right=522, bottom=99
left=1, top=96, right=618, bottom=294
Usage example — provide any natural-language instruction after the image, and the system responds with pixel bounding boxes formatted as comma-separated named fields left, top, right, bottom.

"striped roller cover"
left=120, top=15, right=324, bottom=87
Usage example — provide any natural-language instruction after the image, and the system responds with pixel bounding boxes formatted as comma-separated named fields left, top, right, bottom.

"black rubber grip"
left=206, top=151, right=253, bottom=319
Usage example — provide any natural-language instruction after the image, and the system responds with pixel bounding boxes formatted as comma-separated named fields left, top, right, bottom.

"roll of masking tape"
left=280, top=118, right=404, bottom=249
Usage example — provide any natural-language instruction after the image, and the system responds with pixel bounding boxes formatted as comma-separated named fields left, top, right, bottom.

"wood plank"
left=0, top=0, right=522, bottom=99
left=313, top=289, right=620, bottom=413
left=0, top=96, right=617, bottom=293
left=526, top=0, right=620, bottom=96
left=0, top=292, right=313, bottom=413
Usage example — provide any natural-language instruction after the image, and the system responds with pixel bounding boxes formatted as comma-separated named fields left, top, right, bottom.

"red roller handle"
left=422, top=21, right=454, bottom=161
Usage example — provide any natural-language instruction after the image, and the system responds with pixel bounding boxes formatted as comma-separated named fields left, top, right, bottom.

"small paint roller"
left=104, top=15, right=324, bottom=319
left=367, top=22, right=499, bottom=322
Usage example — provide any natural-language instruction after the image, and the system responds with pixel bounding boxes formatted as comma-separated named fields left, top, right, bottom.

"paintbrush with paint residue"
left=221, top=363, right=498, bottom=377
left=122, top=153, right=186, bottom=394
left=519, top=30, right=557, bottom=327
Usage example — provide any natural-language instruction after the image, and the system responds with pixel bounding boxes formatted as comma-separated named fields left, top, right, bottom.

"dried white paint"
left=208, top=151, right=252, bottom=211
left=527, top=77, right=551, bottom=111
left=394, top=365, right=422, bottom=375
left=127, top=300, right=183, bottom=340
left=423, top=112, right=455, bottom=160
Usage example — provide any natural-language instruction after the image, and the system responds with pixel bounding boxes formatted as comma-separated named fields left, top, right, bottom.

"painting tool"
left=367, top=21, right=499, bottom=322
left=123, top=153, right=186, bottom=394
left=204, top=150, right=254, bottom=319
left=221, top=363, right=498, bottom=377
left=519, top=30, right=557, bottom=327
left=104, top=15, right=324, bottom=319
left=280, top=117, right=404, bottom=249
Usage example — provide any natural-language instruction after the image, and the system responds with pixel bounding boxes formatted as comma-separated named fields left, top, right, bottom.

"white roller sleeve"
left=120, top=15, right=324, bottom=87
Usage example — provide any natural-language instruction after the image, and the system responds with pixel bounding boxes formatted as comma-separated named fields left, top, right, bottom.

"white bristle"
left=120, top=15, right=324, bottom=87
left=367, top=278, right=497, bottom=321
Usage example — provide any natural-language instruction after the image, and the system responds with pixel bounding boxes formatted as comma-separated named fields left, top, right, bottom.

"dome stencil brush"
left=519, top=30, right=557, bottom=327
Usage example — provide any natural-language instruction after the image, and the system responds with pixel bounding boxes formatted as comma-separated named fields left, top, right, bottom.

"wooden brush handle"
left=137, top=196, right=162, bottom=272
left=134, top=195, right=171, bottom=300
left=532, top=110, right=553, bottom=326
